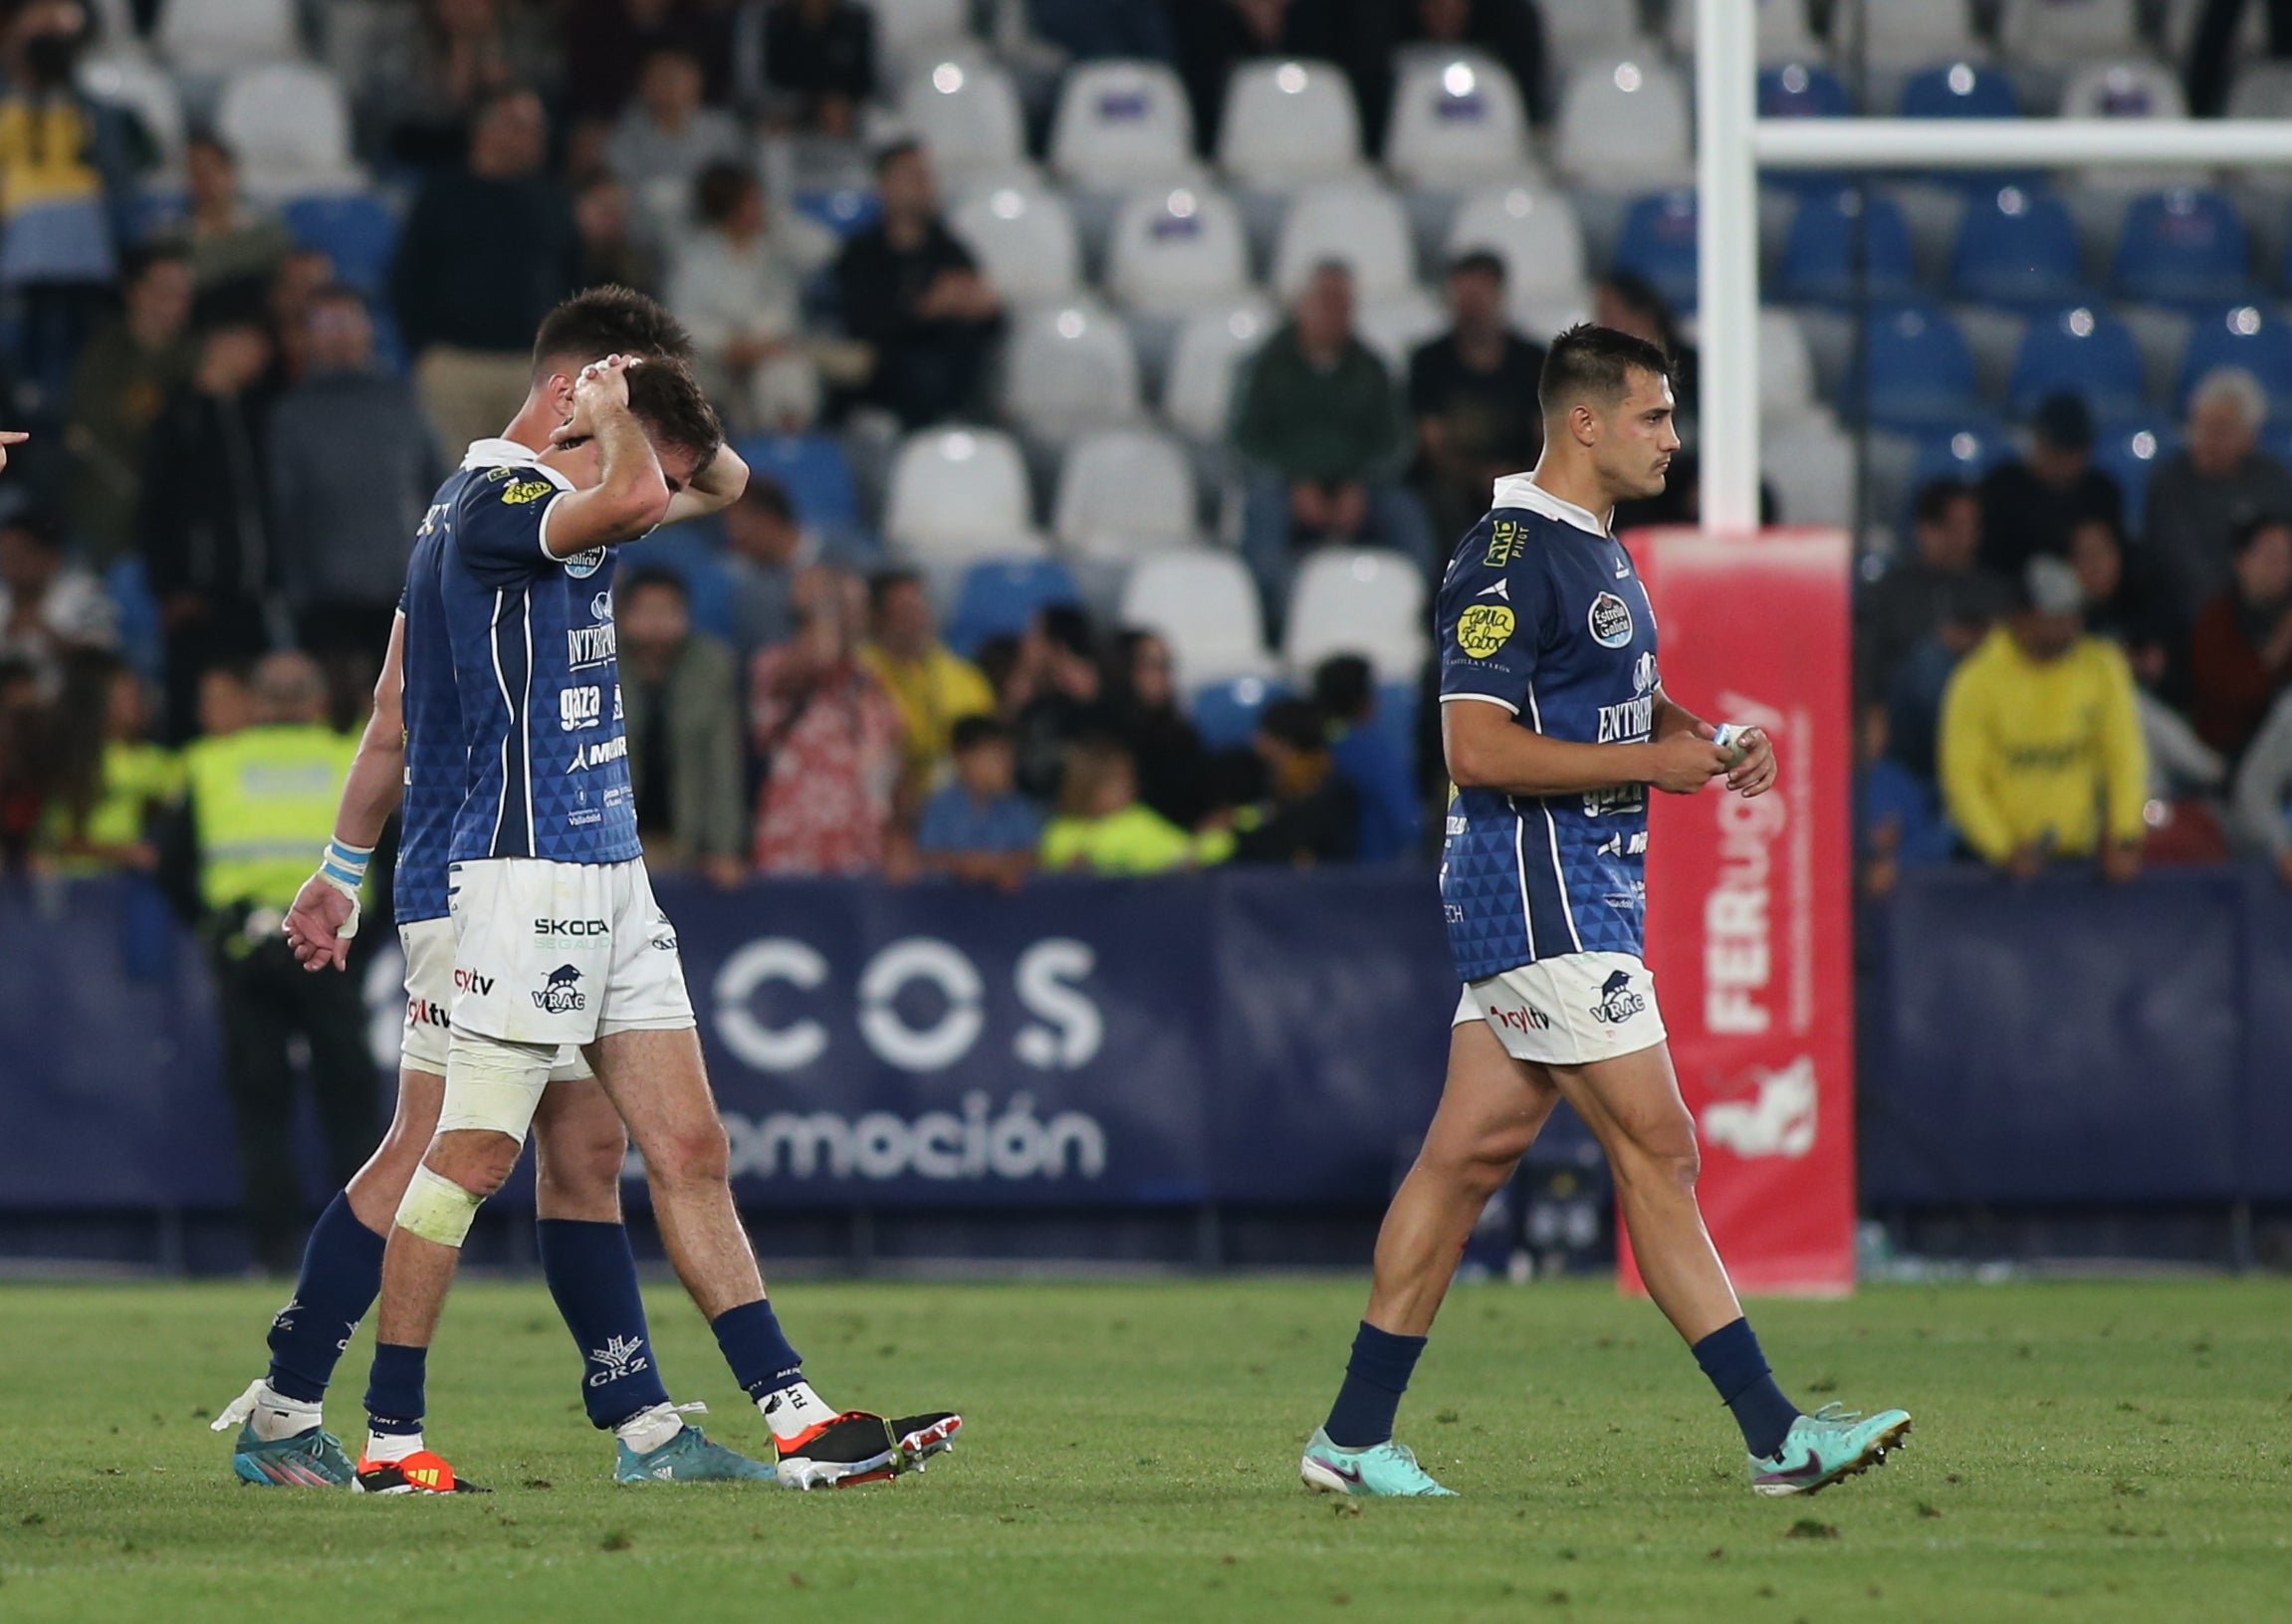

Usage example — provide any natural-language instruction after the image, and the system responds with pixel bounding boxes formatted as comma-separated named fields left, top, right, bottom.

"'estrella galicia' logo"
left=564, top=546, right=606, bottom=580
left=533, top=963, right=587, bottom=1014
left=1588, top=591, right=1634, bottom=648
left=1590, top=969, right=1648, bottom=1025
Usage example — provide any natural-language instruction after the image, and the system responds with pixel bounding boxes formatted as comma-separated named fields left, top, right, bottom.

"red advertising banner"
left=1619, top=528, right=1857, bottom=1297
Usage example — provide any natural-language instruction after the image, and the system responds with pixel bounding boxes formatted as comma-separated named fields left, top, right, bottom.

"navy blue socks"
left=265, top=1192, right=386, bottom=1404
left=1692, top=1316, right=1801, bottom=1460
left=364, top=1341, right=428, bottom=1435
left=537, top=1218, right=672, bottom=1429
left=1323, top=1321, right=1428, bottom=1449
left=710, top=1298, right=804, bottom=1401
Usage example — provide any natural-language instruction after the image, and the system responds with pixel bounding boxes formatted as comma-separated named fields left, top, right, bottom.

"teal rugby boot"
left=615, top=1424, right=779, bottom=1485
left=1749, top=1402, right=1914, bottom=1496
left=1298, top=1428, right=1458, bottom=1498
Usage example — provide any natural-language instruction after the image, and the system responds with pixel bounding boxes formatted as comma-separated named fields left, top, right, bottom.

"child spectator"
left=1312, top=654, right=1421, bottom=861
left=1041, top=734, right=1230, bottom=876
left=1856, top=703, right=1949, bottom=899
left=38, top=649, right=177, bottom=874
left=915, top=714, right=1041, bottom=891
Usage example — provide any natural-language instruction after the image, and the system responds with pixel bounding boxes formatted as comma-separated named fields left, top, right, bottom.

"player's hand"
left=2099, top=839, right=2143, bottom=885
left=283, top=872, right=359, bottom=972
left=1722, top=725, right=1777, bottom=798
left=552, top=353, right=641, bottom=444
left=1644, top=732, right=1733, bottom=795
left=2005, top=843, right=2047, bottom=881
left=0, top=429, right=26, bottom=474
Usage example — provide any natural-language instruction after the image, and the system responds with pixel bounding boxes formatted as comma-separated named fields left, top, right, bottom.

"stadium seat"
left=1048, top=60, right=1199, bottom=190
left=1835, top=0, right=1979, bottom=71
left=281, top=193, right=397, bottom=297
left=1270, top=182, right=1414, bottom=303
left=901, top=52, right=1026, bottom=180
left=2177, top=305, right=2292, bottom=408
left=1949, top=184, right=2087, bottom=309
left=1898, top=59, right=2020, bottom=118
left=2111, top=189, right=2250, bottom=311
left=1105, top=185, right=1250, bottom=316
left=1997, top=0, right=2140, bottom=64
left=156, top=0, right=303, bottom=72
left=1539, top=0, right=1652, bottom=59
left=1903, top=418, right=2015, bottom=502
left=2009, top=305, right=2147, bottom=420
left=1281, top=548, right=1430, bottom=683
left=2059, top=59, right=2188, bottom=121
left=2092, top=417, right=2171, bottom=531
left=1762, top=411, right=1856, bottom=526
left=1851, top=303, right=1980, bottom=429
left=942, top=559, right=1083, bottom=659
left=737, top=433, right=861, bottom=530
left=1613, top=189, right=1699, bottom=313
left=1161, top=300, right=1275, bottom=441
left=615, top=525, right=736, bottom=641
left=1554, top=57, right=1690, bottom=188
left=1759, top=61, right=1853, bottom=119
left=1672, top=0, right=1829, bottom=63
left=1353, top=286, right=1446, bottom=376
left=1003, top=303, right=1143, bottom=442
left=870, top=0, right=973, bottom=83
left=216, top=65, right=361, bottom=199
left=2166, top=0, right=2269, bottom=57
left=1118, top=549, right=1272, bottom=682
left=1445, top=186, right=1589, bottom=308
left=1052, top=426, right=1201, bottom=555
left=883, top=427, right=1041, bottom=567
left=1190, top=675, right=1289, bottom=749
left=1776, top=187, right=1917, bottom=307
left=1218, top=60, right=1364, bottom=189
left=78, top=56, right=186, bottom=175
left=948, top=184, right=1081, bottom=306
left=1383, top=51, right=1532, bottom=188
left=1758, top=307, right=1820, bottom=423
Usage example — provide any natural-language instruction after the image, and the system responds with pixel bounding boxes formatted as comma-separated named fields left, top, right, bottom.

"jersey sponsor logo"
left=1588, top=590, right=1634, bottom=648
left=561, top=683, right=603, bottom=730
left=1596, top=693, right=1655, bottom=743
left=1490, top=1002, right=1552, bottom=1034
left=1633, top=651, right=1658, bottom=694
left=1589, top=968, right=1648, bottom=1025
left=566, top=734, right=628, bottom=772
left=565, top=547, right=606, bottom=580
left=1596, top=829, right=1650, bottom=858
left=568, top=622, right=616, bottom=669
left=405, top=995, right=448, bottom=1030
left=1483, top=517, right=1524, bottom=567
left=533, top=963, right=587, bottom=1014
left=501, top=479, right=554, bottom=505
left=453, top=968, right=494, bottom=997
left=1455, top=603, right=1515, bottom=659
left=1582, top=783, right=1645, bottom=817
left=533, top=918, right=608, bottom=938
left=591, top=590, right=612, bottom=620
left=651, top=909, right=677, bottom=953
left=1477, top=577, right=1509, bottom=599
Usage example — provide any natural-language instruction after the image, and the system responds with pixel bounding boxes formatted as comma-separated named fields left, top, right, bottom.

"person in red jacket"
left=2189, top=513, right=2292, bottom=762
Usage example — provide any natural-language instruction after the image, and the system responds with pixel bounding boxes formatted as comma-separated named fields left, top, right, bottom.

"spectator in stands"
left=1029, top=0, right=1177, bottom=66
left=176, top=135, right=296, bottom=299
left=1394, top=0, right=1549, bottom=123
left=269, top=285, right=441, bottom=724
left=1169, top=0, right=1359, bottom=153
left=64, top=245, right=193, bottom=567
left=1979, top=392, right=2124, bottom=580
left=2146, top=367, right=2292, bottom=627
left=1104, top=628, right=1209, bottom=829
left=0, top=507, right=115, bottom=692
left=1312, top=653, right=1421, bottom=862
left=1232, top=697, right=1359, bottom=866
left=362, top=0, right=559, bottom=170
left=393, top=86, right=580, bottom=456
left=749, top=565, right=903, bottom=874
left=1409, top=250, right=1546, bottom=548
left=2069, top=514, right=2177, bottom=694
left=2186, top=0, right=2292, bottom=116
left=606, top=45, right=748, bottom=223
left=1005, top=604, right=1112, bottom=803
left=37, top=649, right=176, bottom=874
left=565, top=0, right=737, bottom=123
left=833, top=140, right=1004, bottom=428
left=138, top=301, right=280, bottom=742
left=2188, top=515, right=2292, bottom=762
left=1041, top=732, right=1230, bottom=876
left=759, top=0, right=876, bottom=136
left=1235, top=261, right=1431, bottom=622
left=0, top=655, right=48, bottom=868
left=1940, top=557, right=2148, bottom=882
left=860, top=568, right=997, bottom=799
left=719, top=474, right=876, bottom=662
left=617, top=568, right=747, bottom=886
left=573, top=172, right=663, bottom=296
left=1595, top=271, right=1696, bottom=420
left=915, top=714, right=1041, bottom=891
left=670, top=163, right=836, bottom=435
left=265, top=248, right=338, bottom=388
left=2229, top=688, right=2292, bottom=884
left=1857, top=703, right=1950, bottom=900
left=1858, top=479, right=2012, bottom=704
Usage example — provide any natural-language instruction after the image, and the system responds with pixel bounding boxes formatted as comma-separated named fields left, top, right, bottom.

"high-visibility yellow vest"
left=182, top=725, right=356, bottom=913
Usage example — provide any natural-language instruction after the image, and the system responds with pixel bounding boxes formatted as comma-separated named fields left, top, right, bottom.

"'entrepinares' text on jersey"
left=427, top=439, right=640, bottom=867
left=1437, top=474, right=1659, bottom=981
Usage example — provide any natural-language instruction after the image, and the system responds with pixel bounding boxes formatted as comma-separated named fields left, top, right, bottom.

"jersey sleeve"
left=453, top=469, right=568, bottom=588
left=1435, top=515, right=1548, bottom=714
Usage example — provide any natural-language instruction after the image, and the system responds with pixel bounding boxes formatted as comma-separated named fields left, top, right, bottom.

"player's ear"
left=544, top=370, right=576, bottom=416
left=1569, top=401, right=1600, bottom=447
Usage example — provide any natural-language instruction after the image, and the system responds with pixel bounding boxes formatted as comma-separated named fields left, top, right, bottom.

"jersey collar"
left=460, top=436, right=577, bottom=493
left=1490, top=472, right=1608, bottom=539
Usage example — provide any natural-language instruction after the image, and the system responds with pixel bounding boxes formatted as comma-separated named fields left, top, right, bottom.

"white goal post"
left=1693, top=0, right=2292, bottom=534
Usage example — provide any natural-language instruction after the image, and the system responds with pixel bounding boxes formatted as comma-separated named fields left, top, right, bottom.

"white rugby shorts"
left=397, top=917, right=591, bottom=1081
left=1453, top=950, right=1667, bottom=1067
left=445, top=856, right=695, bottom=1047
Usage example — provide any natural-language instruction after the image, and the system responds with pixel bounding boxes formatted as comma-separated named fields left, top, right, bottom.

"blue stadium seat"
left=1899, top=60, right=2021, bottom=119
left=1949, top=185, right=2087, bottom=310
left=2009, top=306, right=2147, bottom=420
left=2112, top=189, right=2251, bottom=311
left=1190, top=675, right=1288, bottom=750
left=2266, top=418, right=2292, bottom=469
left=2091, top=418, right=2173, bottom=533
left=1759, top=64, right=1854, bottom=195
left=282, top=193, right=399, bottom=297
left=793, top=186, right=881, bottom=242
left=943, top=559, right=1082, bottom=660
left=1611, top=189, right=1699, bottom=314
left=2177, top=304, right=2292, bottom=409
left=1776, top=187, right=1916, bottom=307
left=1898, top=418, right=2013, bottom=535
left=103, top=558, right=163, bottom=685
left=1849, top=304, right=1979, bottom=429
left=735, top=433, right=860, bottom=530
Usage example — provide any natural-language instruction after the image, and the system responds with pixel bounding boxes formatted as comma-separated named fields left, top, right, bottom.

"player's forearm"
left=1444, top=705, right=1657, bottom=797
left=1651, top=692, right=1706, bottom=740
left=665, top=437, right=748, bottom=524
left=333, top=724, right=406, bottom=849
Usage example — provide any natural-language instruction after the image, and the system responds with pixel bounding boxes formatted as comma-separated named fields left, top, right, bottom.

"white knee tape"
left=437, top=1027, right=557, bottom=1145
left=395, top=1164, right=484, bottom=1248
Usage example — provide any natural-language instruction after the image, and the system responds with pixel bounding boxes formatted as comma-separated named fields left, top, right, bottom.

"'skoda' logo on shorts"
left=1590, top=969, right=1648, bottom=1025
left=1455, top=603, right=1515, bottom=659
left=1588, top=591, right=1634, bottom=648
left=533, top=963, right=587, bottom=1014
left=564, top=547, right=606, bottom=580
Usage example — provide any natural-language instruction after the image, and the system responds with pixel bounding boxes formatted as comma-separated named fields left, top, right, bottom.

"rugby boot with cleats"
left=890, top=1411, right=963, bottom=1470
left=615, top=1425, right=778, bottom=1485
left=1298, top=1428, right=1458, bottom=1498
left=354, top=1450, right=489, bottom=1495
left=213, top=1378, right=355, bottom=1488
left=1749, top=1402, right=1914, bottom=1496
left=774, top=1411, right=901, bottom=1491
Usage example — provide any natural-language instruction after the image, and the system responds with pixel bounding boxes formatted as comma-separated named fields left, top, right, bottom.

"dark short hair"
left=1537, top=323, right=1674, bottom=420
left=737, top=474, right=795, bottom=524
left=0, top=509, right=64, bottom=551
left=1911, top=478, right=1975, bottom=528
left=2032, top=390, right=2095, bottom=453
left=1310, top=654, right=1374, bottom=721
left=532, top=286, right=695, bottom=379
left=122, top=242, right=189, bottom=287
left=1039, top=603, right=1095, bottom=659
left=1448, top=249, right=1505, bottom=284
left=622, top=360, right=723, bottom=481
left=1259, top=697, right=1329, bottom=752
left=951, top=714, right=1010, bottom=754
left=867, top=569, right=923, bottom=615
left=873, top=137, right=924, bottom=176
left=619, top=566, right=688, bottom=602
left=2232, top=512, right=2292, bottom=555
left=186, top=130, right=235, bottom=165
left=309, top=281, right=367, bottom=312
left=693, top=161, right=758, bottom=228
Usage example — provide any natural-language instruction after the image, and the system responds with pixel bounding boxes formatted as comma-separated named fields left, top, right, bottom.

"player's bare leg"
left=373, top=1127, right=521, bottom=1347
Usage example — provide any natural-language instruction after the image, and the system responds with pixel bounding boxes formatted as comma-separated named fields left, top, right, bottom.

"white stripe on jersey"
left=521, top=597, right=536, bottom=852
left=1523, top=682, right=1585, bottom=953
left=490, top=589, right=513, bottom=852
left=1511, top=797, right=1537, bottom=960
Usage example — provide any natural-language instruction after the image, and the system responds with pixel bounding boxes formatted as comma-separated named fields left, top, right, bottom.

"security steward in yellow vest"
left=182, top=652, right=377, bottom=1273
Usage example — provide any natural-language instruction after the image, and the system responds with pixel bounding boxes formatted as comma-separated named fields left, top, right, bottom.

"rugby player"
left=220, top=291, right=775, bottom=1487
left=1296, top=326, right=1910, bottom=1498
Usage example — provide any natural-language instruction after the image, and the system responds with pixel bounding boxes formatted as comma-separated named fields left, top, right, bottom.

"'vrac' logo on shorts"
left=1590, top=969, right=1647, bottom=1025
left=533, top=963, right=587, bottom=1014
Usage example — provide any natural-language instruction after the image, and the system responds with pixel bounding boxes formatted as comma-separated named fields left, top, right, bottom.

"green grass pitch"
left=1, top=1276, right=2286, bottom=1622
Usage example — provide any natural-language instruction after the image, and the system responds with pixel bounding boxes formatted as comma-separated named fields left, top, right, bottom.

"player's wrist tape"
left=318, top=837, right=372, bottom=897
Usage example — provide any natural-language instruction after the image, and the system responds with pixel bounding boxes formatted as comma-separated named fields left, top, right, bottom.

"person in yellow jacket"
left=858, top=569, right=995, bottom=795
left=39, top=650, right=181, bottom=874
left=1939, top=557, right=2149, bottom=882
left=1040, top=734, right=1233, bottom=876
left=182, top=651, right=377, bottom=1273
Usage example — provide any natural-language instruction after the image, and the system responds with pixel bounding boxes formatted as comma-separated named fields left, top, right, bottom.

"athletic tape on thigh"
left=395, top=1164, right=484, bottom=1249
left=438, top=1026, right=558, bottom=1145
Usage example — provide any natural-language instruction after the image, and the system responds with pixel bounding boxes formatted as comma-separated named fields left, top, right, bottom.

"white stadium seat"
left=1668, top=0, right=1827, bottom=62
left=1353, top=287, right=1446, bottom=377
left=1048, top=60, right=1199, bottom=189
left=2060, top=61, right=2195, bottom=190
left=1271, top=182, right=1415, bottom=303
left=1538, top=0, right=1652, bottom=59
left=1757, top=308, right=1820, bottom=424
left=215, top=64, right=361, bottom=199
left=901, top=53, right=1026, bottom=179
left=158, top=0, right=303, bottom=71
left=1555, top=56, right=1691, bottom=187
left=1384, top=51, right=1532, bottom=187
left=1999, top=0, right=2141, bottom=64
left=1763, top=412, right=1855, bottom=528
left=1832, top=0, right=1978, bottom=72
left=1445, top=185, right=1590, bottom=307
left=870, top=0, right=973, bottom=83
left=1282, top=548, right=1430, bottom=682
left=1003, top=303, right=1142, bottom=442
left=1118, top=549, right=1271, bottom=683
left=948, top=184, right=1080, bottom=305
left=1511, top=288, right=1595, bottom=347
left=883, top=427, right=1044, bottom=572
left=1218, top=59, right=1364, bottom=189
left=1052, top=426, right=1201, bottom=557
left=79, top=55, right=185, bottom=173
left=1105, top=185, right=1251, bottom=316
left=1161, top=300, right=1276, bottom=440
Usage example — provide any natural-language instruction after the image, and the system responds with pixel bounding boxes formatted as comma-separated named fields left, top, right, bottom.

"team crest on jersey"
left=1483, top=518, right=1524, bottom=567
left=501, top=479, right=554, bottom=505
left=1633, top=650, right=1659, bottom=694
left=1588, top=591, right=1634, bottom=647
left=1590, top=969, right=1648, bottom=1025
left=564, top=547, right=606, bottom=580
left=1456, top=603, right=1515, bottom=659
left=533, top=963, right=587, bottom=1014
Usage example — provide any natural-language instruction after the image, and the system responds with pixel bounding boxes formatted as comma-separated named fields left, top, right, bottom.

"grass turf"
left=0, top=1276, right=2285, bottom=1622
